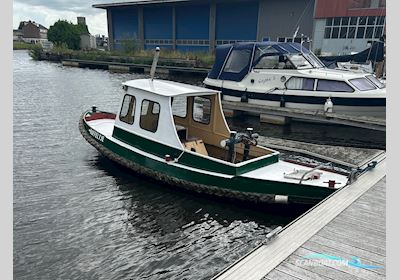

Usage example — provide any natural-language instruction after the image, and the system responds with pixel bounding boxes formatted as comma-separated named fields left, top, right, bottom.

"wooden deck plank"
left=324, top=213, right=385, bottom=237
left=279, top=254, right=366, bottom=280
left=326, top=218, right=386, bottom=237
left=301, top=240, right=385, bottom=272
left=262, top=269, right=302, bottom=280
left=333, top=214, right=385, bottom=233
left=306, top=235, right=386, bottom=264
left=291, top=247, right=385, bottom=280
left=274, top=260, right=336, bottom=280
left=318, top=226, right=386, bottom=253
left=212, top=161, right=385, bottom=280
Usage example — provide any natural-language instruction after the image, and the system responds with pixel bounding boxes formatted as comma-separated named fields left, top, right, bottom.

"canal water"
left=13, top=50, right=384, bottom=280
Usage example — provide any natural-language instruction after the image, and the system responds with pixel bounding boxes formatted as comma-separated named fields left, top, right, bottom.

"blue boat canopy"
left=208, top=42, right=311, bottom=82
left=319, top=41, right=385, bottom=68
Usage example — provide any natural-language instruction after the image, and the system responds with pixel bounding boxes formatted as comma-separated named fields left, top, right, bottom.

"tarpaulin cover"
left=319, top=41, right=385, bottom=68
left=208, top=42, right=310, bottom=81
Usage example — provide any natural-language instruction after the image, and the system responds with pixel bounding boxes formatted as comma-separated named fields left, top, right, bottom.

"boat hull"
left=79, top=114, right=337, bottom=205
left=207, top=86, right=386, bottom=118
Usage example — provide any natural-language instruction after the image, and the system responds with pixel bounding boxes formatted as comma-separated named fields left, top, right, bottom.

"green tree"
left=47, top=20, right=89, bottom=50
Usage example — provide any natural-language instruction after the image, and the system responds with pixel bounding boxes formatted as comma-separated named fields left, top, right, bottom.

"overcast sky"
left=13, top=0, right=114, bottom=35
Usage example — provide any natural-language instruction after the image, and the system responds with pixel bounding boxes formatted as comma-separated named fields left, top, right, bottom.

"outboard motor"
left=221, top=131, right=238, bottom=163
left=241, top=128, right=259, bottom=162
left=221, top=128, right=259, bottom=163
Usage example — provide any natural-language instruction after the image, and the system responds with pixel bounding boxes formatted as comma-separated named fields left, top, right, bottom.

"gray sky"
left=13, top=0, right=112, bottom=35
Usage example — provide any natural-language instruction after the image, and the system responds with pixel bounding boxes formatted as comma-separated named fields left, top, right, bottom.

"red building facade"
left=312, top=0, right=385, bottom=55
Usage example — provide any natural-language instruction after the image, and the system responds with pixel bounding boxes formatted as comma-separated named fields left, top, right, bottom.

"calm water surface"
left=13, top=50, right=384, bottom=280
left=13, top=51, right=300, bottom=280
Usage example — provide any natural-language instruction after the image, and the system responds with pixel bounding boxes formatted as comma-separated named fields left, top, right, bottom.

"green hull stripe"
left=84, top=121, right=335, bottom=201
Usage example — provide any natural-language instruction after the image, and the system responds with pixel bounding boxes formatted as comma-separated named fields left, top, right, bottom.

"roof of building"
left=93, top=0, right=192, bottom=9
left=122, top=78, right=218, bottom=97
left=18, top=21, right=48, bottom=30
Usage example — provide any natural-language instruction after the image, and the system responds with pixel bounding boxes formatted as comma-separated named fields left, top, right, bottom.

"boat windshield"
left=286, top=53, right=322, bottom=69
left=305, top=52, right=326, bottom=68
left=286, top=52, right=325, bottom=69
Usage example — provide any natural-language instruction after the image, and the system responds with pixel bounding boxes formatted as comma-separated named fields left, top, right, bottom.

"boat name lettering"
left=89, top=129, right=105, bottom=142
left=258, top=77, right=276, bottom=84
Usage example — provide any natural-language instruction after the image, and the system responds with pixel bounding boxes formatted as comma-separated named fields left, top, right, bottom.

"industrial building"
left=93, top=0, right=386, bottom=55
left=313, top=0, right=386, bottom=55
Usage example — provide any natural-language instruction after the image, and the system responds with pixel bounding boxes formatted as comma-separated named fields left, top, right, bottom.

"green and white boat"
left=78, top=74, right=356, bottom=205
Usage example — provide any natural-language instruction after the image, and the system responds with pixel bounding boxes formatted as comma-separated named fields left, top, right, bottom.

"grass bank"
left=13, top=41, right=41, bottom=50
left=31, top=45, right=215, bottom=69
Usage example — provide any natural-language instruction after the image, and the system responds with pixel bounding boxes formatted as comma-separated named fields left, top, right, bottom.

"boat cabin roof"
left=123, top=79, right=219, bottom=97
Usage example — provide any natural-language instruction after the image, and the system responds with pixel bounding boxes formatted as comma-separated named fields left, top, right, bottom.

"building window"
left=286, top=77, right=315, bottom=90
left=192, top=97, right=211, bottom=125
left=340, top=27, right=348, bottom=38
left=365, top=27, right=374, bottom=38
left=350, top=17, right=358, bottom=25
left=374, top=27, right=383, bottom=38
left=377, top=16, right=385, bottom=25
left=294, top=37, right=301, bottom=43
left=316, top=80, right=354, bottom=92
left=172, top=96, right=187, bottom=118
left=341, top=17, right=349, bottom=25
left=223, top=49, right=251, bottom=73
left=331, top=27, right=340, bottom=38
left=357, top=27, right=365, bottom=38
left=348, top=26, right=356, bottom=38
left=324, top=16, right=385, bottom=40
left=119, top=94, right=136, bottom=125
left=358, top=16, right=367, bottom=25
left=367, top=16, right=376, bottom=25
left=140, top=100, right=160, bottom=133
left=324, top=27, right=332, bottom=39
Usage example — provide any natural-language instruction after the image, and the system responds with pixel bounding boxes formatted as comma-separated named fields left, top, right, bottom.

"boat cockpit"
left=170, top=93, right=275, bottom=164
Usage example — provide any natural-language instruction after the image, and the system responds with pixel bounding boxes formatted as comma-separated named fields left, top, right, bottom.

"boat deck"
left=241, top=161, right=346, bottom=187
left=86, top=118, right=114, bottom=138
left=212, top=159, right=386, bottom=280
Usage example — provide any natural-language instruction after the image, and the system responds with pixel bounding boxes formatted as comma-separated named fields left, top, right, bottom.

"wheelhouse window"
left=286, top=77, right=315, bottom=90
left=316, top=80, right=354, bottom=92
left=119, top=94, right=136, bottom=124
left=223, top=49, right=252, bottom=73
left=193, top=96, right=211, bottom=124
left=349, top=78, right=376, bottom=91
left=140, top=100, right=160, bottom=133
left=172, top=95, right=187, bottom=118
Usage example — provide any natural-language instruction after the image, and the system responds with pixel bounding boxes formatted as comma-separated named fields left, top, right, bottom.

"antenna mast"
left=150, top=47, right=160, bottom=81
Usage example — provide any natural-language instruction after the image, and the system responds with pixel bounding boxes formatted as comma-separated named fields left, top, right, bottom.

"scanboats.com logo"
left=296, top=253, right=383, bottom=269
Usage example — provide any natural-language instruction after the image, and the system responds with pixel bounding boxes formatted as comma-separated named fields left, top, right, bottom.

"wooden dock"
left=61, top=59, right=210, bottom=76
left=212, top=157, right=386, bottom=280
left=222, top=100, right=386, bottom=131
